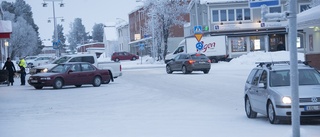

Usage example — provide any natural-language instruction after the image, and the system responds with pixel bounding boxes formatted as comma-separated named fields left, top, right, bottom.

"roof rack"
left=255, top=60, right=311, bottom=69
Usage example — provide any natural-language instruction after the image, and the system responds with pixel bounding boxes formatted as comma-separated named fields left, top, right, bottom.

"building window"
left=236, top=9, right=243, bottom=21
left=212, top=10, right=219, bottom=22
left=244, top=8, right=251, bottom=20
left=230, top=37, right=247, bottom=52
left=220, top=10, right=227, bottom=21
left=270, top=6, right=281, bottom=13
left=300, top=4, right=311, bottom=12
left=228, top=9, right=235, bottom=21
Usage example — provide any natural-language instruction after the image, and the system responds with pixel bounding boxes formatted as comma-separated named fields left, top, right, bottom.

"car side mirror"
left=258, top=83, right=266, bottom=88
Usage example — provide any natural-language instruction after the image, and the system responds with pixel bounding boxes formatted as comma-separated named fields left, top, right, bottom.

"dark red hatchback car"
left=111, top=51, right=139, bottom=62
left=28, top=62, right=111, bottom=89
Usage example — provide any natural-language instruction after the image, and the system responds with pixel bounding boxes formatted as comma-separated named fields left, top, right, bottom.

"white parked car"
left=244, top=61, right=320, bottom=124
left=27, top=56, right=54, bottom=68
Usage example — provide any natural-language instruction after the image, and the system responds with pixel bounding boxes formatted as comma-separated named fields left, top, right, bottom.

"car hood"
left=31, top=72, right=60, bottom=77
left=270, top=85, right=320, bottom=97
left=34, top=64, right=56, bottom=69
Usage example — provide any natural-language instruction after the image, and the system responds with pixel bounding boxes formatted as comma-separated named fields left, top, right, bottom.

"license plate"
left=199, top=61, right=206, bottom=63
left=31, top=80, right=38, bottom=83
left=305, top=106, right=320, bottom=111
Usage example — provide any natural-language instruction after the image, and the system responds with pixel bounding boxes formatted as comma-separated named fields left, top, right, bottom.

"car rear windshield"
left=190, top=54, right=208, bottom=60
left=270, top=69, right=320, bottom=87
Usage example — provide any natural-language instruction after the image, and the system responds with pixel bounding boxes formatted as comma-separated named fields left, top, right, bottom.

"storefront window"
left=230, top=37, right=247, bottom=52
left=250, top=36, right=265, bottom=51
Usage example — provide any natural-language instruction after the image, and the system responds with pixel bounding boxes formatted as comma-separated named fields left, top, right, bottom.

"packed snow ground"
left=1, top=51, right=319, bottom=137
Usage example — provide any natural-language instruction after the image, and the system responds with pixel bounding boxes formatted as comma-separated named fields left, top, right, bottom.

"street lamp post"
left=43, top=0, right=64, bottom=57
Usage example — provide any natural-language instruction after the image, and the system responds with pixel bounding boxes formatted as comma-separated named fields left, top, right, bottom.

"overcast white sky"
left=5, top=0, right=142, bottom=45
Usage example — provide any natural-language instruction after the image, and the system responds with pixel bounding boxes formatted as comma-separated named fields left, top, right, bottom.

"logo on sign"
left=197, top=41, right=216, bottom=53
left=196, top=42, right=204, bottom=50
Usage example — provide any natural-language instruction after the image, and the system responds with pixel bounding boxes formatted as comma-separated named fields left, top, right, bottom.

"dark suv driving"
left=111, top=51, right=139, bottom=62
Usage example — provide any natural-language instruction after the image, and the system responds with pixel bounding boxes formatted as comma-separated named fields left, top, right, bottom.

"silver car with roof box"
left=244, top=61, right=320, bottom=124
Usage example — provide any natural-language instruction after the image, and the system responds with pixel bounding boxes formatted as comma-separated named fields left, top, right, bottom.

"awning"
left=128, top=37, right=152, bottom=46
left=297, top=5, right=320, bottom=29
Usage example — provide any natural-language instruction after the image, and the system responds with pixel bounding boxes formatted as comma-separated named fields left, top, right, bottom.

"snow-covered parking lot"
left=0, top=51, right=319, bottom=137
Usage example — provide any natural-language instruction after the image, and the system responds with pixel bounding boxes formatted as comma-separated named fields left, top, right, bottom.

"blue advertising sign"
left=249, top=0, right=280, bottom=8
left=196, top=42, right=204, bottom=50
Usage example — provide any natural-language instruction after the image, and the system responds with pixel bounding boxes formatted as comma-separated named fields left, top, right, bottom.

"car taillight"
left=208, top=59, right=211, bottom=63
left=188, top=60, right=195, bottom=64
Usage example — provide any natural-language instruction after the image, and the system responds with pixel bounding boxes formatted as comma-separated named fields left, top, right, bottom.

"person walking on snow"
left=2, top=57, right=16, bottom=86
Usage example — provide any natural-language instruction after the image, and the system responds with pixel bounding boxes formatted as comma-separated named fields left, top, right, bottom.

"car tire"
left=53, top=78, right=63, bottom=89
left=166, top=65, right=173, bottom=74
left=203, top=69, right=210, bottom=74
left=93, top=76, right=102, bottom=87
left=245, top=97, right=257, bottom=118
left=267, top=101, right=279, bottom=124
left=132, top=57, right=137, bottom=60
left=75, top=85, right=82, bottom=87
left=115, top=58, right=120, bottom=62
left=34, top=86, right=43, bottom=89
left=182, top=66, right=190, bottom=74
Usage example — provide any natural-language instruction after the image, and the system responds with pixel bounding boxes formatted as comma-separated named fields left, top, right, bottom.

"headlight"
left=41, top=68, right=48, bottom=73
left=282, top=96, right=292, bottom=104
left=40, top=77, right=51, bottom=80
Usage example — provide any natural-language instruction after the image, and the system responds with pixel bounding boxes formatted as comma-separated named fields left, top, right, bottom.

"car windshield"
left=49, top=64, right=72, bottom=73
left=52, top=56, right=72, bottom=64
left=270, top=69, right=320, bottom=87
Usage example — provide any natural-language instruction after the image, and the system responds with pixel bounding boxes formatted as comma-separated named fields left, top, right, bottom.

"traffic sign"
left=194, top=33, right=203, bottom=42
left=139, top=43, right=145, bottom=51
left=249, top=0, right=279, bottom=8
left=196, top=42, right=204, bottom=50
left=194, top=25, right=202, bottom=34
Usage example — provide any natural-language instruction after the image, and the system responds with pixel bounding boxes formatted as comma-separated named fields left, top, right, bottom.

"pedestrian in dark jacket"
left=2, top=57, right=16, bottom=86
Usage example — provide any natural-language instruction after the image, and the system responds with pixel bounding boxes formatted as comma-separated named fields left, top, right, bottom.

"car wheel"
left=132, top=57, right=137, bottom=60
left=203, top=69, right=210, bottom=74
left=93, top=76, right=102, bottom=87
left=75, top=85, right=82, bottom=87
left=34, top=86, right=43, bottom=89
left=245, top=97, right=257, bottom=118
left=267, top=101, right=279, bottom=124
left=115, top=58, right=120, bottom=62
left=53, top=78, right=63, bottom=89
left=182, top=66, right=190, bottom=74
left=166, top=65, right=173, bottom=74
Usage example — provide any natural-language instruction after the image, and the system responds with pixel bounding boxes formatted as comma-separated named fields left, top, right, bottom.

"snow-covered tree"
left=67, top=18, right=88, bottom=52
left=92, top=23, right=104, bottom=42
left=7, top=16, right=38, bottom=58
left=142, top=0, right=189, bottom=61
left=1, top=0, right=43, bottom=56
